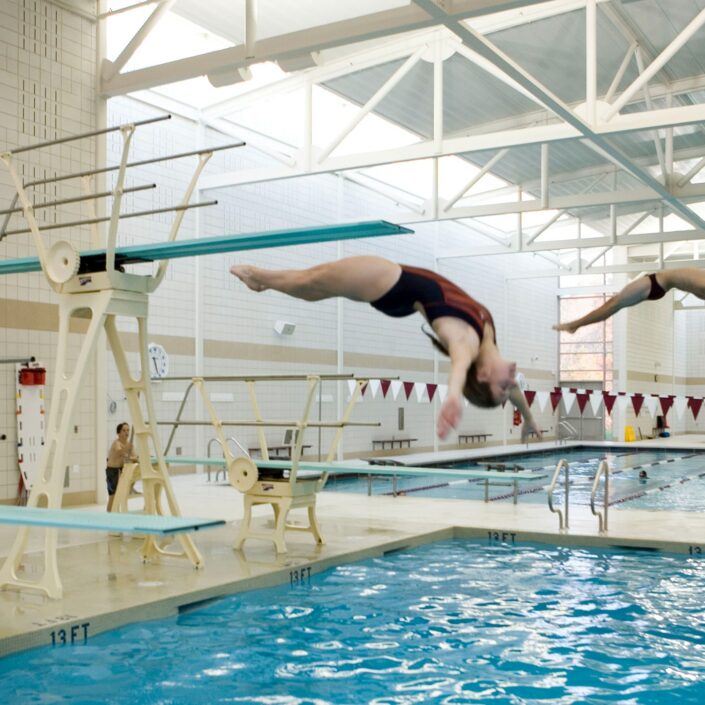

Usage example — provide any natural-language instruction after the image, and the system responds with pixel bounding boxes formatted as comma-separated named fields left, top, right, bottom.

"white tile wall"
left=0, top=0, right=96, bottom=501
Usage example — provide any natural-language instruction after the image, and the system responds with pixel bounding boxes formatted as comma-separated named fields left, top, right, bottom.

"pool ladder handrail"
left=547, top=459, right=569, bottom=530
left=590, top=459, right=610, bottom=533
left=206, top=436, right=251, bottom=482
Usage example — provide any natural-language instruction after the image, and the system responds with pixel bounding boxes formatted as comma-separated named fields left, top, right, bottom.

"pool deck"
left=2, top=436, right=705, bottom=657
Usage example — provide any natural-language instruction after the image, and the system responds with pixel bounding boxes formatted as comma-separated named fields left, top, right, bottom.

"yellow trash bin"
left=624, top=425, right=636, bottom=442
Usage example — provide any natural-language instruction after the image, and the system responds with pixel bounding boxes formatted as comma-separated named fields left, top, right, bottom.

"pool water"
left=2, top=539, right=704, bottom=704
left=324, top=447, right=705, bottom=511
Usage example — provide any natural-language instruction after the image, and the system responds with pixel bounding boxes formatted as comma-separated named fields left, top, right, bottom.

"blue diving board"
left=0, top=220, right=413, bottom=275
left=0, top=505, right=225, bottom=535
left=163, top=457, right=548, bottom=483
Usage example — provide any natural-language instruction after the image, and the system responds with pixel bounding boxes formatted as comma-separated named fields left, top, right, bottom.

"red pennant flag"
left=360, top=382, right=368, bottom=397
left=631, top=394, right=644, bottom=417
left=524, top=390, right=536, bottom=407
left=426, top=383, right=437, bottom=402
left=550, top=389, right=562, bottom=412
left=380, top=379, right=391, bottom=398
left=576, top=392, right=590, bottom=415
left=403, top=381, right=415, bottom=400
left=602, top=391, right=617, bottom=415
left=688, top=397, right=704, bottom=421
left=659, top=395, right=674, bottom=417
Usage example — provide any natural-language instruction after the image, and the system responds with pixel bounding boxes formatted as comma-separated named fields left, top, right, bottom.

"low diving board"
left=0, top=220, right=413, bottom=276
left=0, top=505, right=225, bottom=535
left=163, top=457, right=548, bottom=483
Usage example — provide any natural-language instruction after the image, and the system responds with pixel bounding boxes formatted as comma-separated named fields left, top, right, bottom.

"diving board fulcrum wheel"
left=229, top=457, right=258, bottom=492
left=46, top=240, right=80, bottom=284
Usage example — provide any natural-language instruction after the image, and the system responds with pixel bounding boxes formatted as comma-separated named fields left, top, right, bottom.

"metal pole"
left=19, top=142, right=244, bottom=190
left=8, top=115, right=170, bottom=155
left=0, top=183, right=155, bottom=218
left=0, top=200, right=216, bottom=237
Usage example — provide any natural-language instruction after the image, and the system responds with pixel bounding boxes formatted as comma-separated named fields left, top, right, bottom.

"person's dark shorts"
left=106, top=467, right=121, bottom=496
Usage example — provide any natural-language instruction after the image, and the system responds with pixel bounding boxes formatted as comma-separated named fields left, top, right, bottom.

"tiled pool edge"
left=1, top=521, right=702, bottom=659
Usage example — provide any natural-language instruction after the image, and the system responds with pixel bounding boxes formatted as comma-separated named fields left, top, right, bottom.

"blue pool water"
left=324, top=446, right=705, bottom=511
left=2, top=539, right=704, bottom=704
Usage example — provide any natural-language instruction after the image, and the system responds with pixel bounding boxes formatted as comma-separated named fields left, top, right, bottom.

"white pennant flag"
left=535, top=391, right=549, bottom=414
left=438, top=384, right=448, bottom=402
left=673, top=395, right=688, bottom=420
left=414, top=383, right=427, bottom=403
left=390, top=380, right=403, bottom=400
left=562, top=388, right=577, bottom=415
left=589, top=393, right=603, bottom=416
left=643, top=395, right=659, bottom=417
left=368, top=379, right=380, bottom=399
left=347, top=379, right=357, bottom=399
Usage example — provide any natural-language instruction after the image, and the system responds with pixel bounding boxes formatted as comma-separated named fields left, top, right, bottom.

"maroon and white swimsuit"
left=371, top=265, right=495, bottom=341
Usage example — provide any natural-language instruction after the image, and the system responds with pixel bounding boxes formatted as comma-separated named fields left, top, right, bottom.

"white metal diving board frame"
left=0, top=118, right=412, bottom=597
left=0, top=116, right=223, bottom=598
left=161, top=374, right=378, bottom=553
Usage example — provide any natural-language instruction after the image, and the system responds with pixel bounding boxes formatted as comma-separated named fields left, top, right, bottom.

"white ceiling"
left=101, top=0, right=705, bottom=276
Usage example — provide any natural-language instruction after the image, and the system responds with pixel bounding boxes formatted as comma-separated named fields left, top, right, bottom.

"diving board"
left=163, top=456, right=548, bottom=482
left=0, top=506, right=225, bottom=535
left=0, top=221, right=412, bottom=277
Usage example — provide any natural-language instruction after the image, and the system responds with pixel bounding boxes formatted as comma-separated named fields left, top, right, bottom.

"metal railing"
left=590, top=459, right=610, bottom=533
left=206, top=436, right=250, bottom=483
left=547, top=459, right=570, bottom=530
left=558, top=420, right=578, bottom=444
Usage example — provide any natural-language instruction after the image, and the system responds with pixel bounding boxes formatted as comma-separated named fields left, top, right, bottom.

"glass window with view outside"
left=558, top=295, right=613, bottom=436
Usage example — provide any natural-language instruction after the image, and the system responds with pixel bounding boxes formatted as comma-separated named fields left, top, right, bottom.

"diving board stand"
left=0, top=505, right=224, bottom=535
left=164, top=374, right=376, bottom=554
left=0, top=118, right=412, bottom=597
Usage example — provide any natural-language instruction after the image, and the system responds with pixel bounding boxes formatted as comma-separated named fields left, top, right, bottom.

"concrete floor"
left=2, top=437, right=705, bottom=657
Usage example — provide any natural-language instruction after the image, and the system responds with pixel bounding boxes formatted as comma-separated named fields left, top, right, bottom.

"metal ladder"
left=547, top=459, right=570, bottom=530
left=590, top=459, right=610, bottom=533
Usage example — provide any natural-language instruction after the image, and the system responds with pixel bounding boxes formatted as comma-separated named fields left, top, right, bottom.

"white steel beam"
left=411, top=0, right=705, bottom=232
left=317, top=46, right=426, bottom=163
left=603, top=6, right=705, bottom=121
left=100, top=0, right=549, bottom=97
left=101, top=0, right=176, bottom=83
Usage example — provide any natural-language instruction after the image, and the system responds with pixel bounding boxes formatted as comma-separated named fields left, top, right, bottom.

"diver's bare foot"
left=230, top=265, right=268, bottom=292
left=552, top=322, right=579, bottom=334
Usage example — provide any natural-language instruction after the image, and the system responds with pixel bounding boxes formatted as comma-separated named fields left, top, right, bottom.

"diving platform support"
left=0, top=118, right=217, bottom=598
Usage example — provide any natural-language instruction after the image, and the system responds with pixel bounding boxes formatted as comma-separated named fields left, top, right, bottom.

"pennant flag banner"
left=550, top=389, right=563, bottom=412
left=427, top=383, right=438, bottom=402
left=535, top=391, right=549, bottom=414
left=360, top=382, right=369, bottom=397
left=347, top=379, right=357, bottom=398
left=602, top=391, right=617, bottom=415
left=403, top=381, right=415, bottom=400
left=589, top=393, right=603, bottom=416
left=688, top=397, right=704, bottom=421
left=368, top=379, right=380, bottom=399
left=380, top=379, right=391, bottom=398
left=631, top=394, right=644, bottom=417
left=575, top=392, right=590, bottom=415
left=390, top=380, right=402, bottom=400
left=659, top=395, right=674, bottom=417
left=643, top=394, right=659, bottom=417
left=562, top=388, right=577, bottom=415
left=524, top=390, right=536, bottom=407
left=673, top=395, right=688, bottom=420
left=414, top=383, right=426, bottom=403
